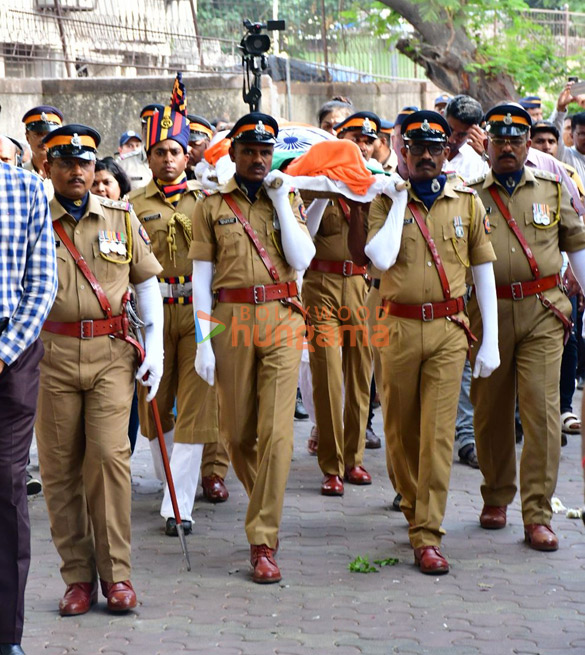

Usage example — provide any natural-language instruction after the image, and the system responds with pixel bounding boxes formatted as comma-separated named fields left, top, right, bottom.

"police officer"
left=303, top=111, right=379, bottom=496
left=186, top=114, right=213, bottom=177
left=35, top=124, right=164, bottom=615
left=131, top=104, right=225, bottom=533
left=115, top=104, right=161, bottom=190
left=191, top=112, right=315, bottom=583
left=363, top=110, right=499, bottom=573
left=468, top=103, right=585, bottom=550
left=21, top=105, right=63, bottom=179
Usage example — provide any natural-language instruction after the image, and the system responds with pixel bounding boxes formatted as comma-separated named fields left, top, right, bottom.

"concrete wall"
left=0, top=74, right=440, bottom=156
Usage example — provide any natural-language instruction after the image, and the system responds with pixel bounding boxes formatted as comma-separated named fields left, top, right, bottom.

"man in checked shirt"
left=0, top=161, right=58, bottom=655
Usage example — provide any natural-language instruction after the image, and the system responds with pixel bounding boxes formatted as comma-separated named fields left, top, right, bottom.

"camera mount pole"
left=242, top=54, right=265, bottom=112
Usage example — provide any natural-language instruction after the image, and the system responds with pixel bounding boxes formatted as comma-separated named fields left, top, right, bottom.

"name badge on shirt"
left=403, top=217, right=413, bottom=225
left=218, top=217, right=236, bottom=225
left=532, top=203, right=551, bottom=226
left=143, top=212, right=162, bottom=222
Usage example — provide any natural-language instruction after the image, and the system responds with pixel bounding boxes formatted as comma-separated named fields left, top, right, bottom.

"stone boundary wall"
left=0, top=74, right=439, bottom=156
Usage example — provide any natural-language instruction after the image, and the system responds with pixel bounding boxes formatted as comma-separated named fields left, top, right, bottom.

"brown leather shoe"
left=524, top=524, right=559, bottom=551
left=344, top=465, right=372, bottom=485
left=100, top=580, right=137, bottom=612
left=59, top=582, right=98, bottom=616
left=202, top=475, right=229, bottom=503
left=321, top=474, right=344, bottom=496
left=414, top=546, right=450, bottom=574
left=479, top=504, right=507, bottom=529
left=250, top=544, right=281, bottom=584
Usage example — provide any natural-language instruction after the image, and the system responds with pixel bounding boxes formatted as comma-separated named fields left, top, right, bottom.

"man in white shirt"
left=444, top=95, right=488, bottom=182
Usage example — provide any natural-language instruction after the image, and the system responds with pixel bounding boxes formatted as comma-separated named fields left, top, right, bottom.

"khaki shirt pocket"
left=524, top=210, right=558, bottom=244
left=442, top=222, right=469, bottom=266
left=215, top=224, right=248, bottom=258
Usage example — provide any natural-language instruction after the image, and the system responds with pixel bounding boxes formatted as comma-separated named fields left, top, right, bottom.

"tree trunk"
left=379, top=0, right=518, bottom=108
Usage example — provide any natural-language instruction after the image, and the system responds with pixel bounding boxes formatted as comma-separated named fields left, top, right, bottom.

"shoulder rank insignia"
left=454, top=184, right=475, bottom=194
left=466, top=175, right=486, bottom=186
left=97, top=195, right=131, bottom=211
left=533, top=169, right=561, bottom=183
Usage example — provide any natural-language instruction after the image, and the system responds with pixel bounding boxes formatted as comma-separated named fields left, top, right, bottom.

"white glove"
left=195, top=339, right=216, bottom=386
left=134, top=276, right=165, bottom=401
left=192, top=260, right=216, bottom=386
left=381, top=172, right=409, bottom=200
left=364, top=175, right=407, bottom=271
left=471, top=262, right=500, bottom=378
left=264, top=170, right=294, bottom=202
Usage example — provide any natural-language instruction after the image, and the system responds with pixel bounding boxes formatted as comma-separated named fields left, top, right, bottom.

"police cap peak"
left=334, top=111, right=380, bottom=138
left=22, top=105, right=64, bottom=133
left=401, top=110, right=451, bottom=142
left=227, top=113, right=278, bottom=144
left=485, top=103, right=532, bottom=136
left=43, top=123, right=101, bottom=161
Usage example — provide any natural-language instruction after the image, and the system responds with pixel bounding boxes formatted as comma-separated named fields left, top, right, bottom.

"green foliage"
left=356, top=0, right=570, bottom=95
left=348, top=555, right=379, bottom=573
left=348, top=555, right=399, bottom=573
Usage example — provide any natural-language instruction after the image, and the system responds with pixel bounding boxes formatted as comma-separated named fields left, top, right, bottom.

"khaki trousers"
left=212, top=301, right=304, bottom=549
left=380, top=314, right=467, bottom=548
left=138, top=304, right=218, bottom=444
left=36, top=335, right=135, bottom=584
left=303, top=272, right=372, bottom=477
left=201, top=438, right=230, bottom=479
left=469, top=294, right=565, bottom=525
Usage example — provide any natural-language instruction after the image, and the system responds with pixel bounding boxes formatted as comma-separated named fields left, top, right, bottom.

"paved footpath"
left=23, top=398, right=585, bottom=655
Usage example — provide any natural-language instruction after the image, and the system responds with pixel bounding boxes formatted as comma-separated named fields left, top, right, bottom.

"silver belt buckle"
left=342, top=260, right=354, bottom=276
left=511, top=282, right=524, bottom=300
left=253, top=285, right=266, bottom=303
left=80, top=319, right=94, bottom=339
left=421, top=303, right=434, bottom=321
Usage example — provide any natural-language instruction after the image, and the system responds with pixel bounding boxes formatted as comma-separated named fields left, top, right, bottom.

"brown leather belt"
left=496, top=273, right=562, bottom=300
left=309, top=258, right=367, bottom=277
left=216, top=281, right=299, bottom=305
left=381, top=296, right=465, bottom=321
left=43, top=316, right=124, bottom=339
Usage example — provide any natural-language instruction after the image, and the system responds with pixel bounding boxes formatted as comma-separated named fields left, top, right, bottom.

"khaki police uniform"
left=302, top=200, right=373, bottom=477
left=130, top=179, right=220, bottom=450
left=367, top=178, right=495, bottom=548
left=468, top=167, right=585, bottom=526
left=117, top=148, right=153, bottom=190
left=36, top=193, right=161, bottom=584
left=190, top=176, right=307, bottom=549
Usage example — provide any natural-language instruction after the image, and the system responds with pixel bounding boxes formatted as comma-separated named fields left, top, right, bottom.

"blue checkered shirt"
left=0, top=162, right=57, bottom=365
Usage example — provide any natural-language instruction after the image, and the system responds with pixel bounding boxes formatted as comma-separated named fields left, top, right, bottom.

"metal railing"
left=2, top=3, right=585, bottom=80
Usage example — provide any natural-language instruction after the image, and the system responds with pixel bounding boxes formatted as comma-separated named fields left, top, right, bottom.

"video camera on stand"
left=240, top=19, right=285, bottom=112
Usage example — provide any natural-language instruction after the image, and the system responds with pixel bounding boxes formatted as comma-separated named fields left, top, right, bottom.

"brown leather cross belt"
left=381, top=296, right=465, bottom=321
left=496, top=273, right=562, bottom=300
left=43, top=316, right=124, bottom=339
left=308, top=258, right=367, bottom=276
left=216, top=281, right=299, bottom=305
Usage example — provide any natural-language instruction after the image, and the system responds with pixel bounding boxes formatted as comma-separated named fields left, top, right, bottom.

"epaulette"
left=199, top=188, right=218, bottom=198
left=466, top=174, right=487, bottom=186
left=96, top=195, right=132, bottom=211
left=446, top=171, right=464, bottom=183
left=533, top=169, right=561, bottom=183
left=454, top=184, right=476, bottom=194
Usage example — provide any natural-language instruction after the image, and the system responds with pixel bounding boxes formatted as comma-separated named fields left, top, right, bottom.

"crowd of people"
left=2, top=75, right=585, bottom=655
